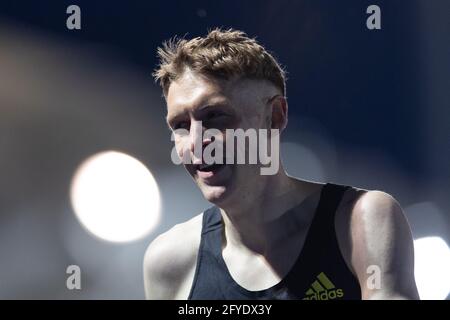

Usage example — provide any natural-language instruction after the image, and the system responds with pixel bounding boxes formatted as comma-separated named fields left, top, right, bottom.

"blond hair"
left=153, top=28, right=286, bottom=97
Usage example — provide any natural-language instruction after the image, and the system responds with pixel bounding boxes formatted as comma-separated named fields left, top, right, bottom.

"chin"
left=200, top=184, right=231, bottom=205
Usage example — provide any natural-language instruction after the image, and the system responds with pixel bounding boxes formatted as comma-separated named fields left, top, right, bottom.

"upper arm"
left=143, top=232, right=185, bottom=300
left=349, top=190, right=419, bottom=300
left=143, top=214, right=202, bottom=300
left=143, top=234, right=175, bottom=299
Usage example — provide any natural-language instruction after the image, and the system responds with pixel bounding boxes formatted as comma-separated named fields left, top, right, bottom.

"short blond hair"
left=153, top=28, right=286, bottom=97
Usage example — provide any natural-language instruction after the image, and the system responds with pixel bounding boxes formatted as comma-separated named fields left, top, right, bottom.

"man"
left=143, top=28, right=419, bottom=300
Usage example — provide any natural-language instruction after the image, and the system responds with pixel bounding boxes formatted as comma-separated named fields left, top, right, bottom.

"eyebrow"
left=196, top=102, right=231, bottom=114
left=166, top=101, right=232, bottom=127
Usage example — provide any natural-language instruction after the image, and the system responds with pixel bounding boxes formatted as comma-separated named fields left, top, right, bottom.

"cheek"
left=174, top=135, right=190, bottom=157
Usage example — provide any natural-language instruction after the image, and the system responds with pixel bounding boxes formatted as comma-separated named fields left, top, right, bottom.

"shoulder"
left=336, top=186, right=419, bottom=299
left=143, top=212, right=204, bottom=299
left=335, top=186, right=402, bottom=226
left=345, top=188, right=410, bottom=241
left=352, top=189, right=402, bottom=219
left=335, top=185, right=410, bottom=252
left=144, top=212, right=204, bottom=272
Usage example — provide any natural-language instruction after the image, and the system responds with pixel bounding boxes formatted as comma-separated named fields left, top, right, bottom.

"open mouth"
left=193, top=160, right=230, bottom=180
left=196, top=163, right=225, bottom=173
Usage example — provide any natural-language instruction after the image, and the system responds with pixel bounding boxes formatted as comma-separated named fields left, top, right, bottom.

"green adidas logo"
left=303, top=272, right=344, bottom=300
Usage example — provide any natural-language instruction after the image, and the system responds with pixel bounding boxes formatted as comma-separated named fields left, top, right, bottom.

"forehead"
left=165, top=70, right=277, bottom=122
left=166, top=70, right=230, bottom=115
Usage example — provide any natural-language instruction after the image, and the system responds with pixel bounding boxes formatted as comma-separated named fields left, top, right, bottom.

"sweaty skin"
left=143, top=70, right=419, bottom=300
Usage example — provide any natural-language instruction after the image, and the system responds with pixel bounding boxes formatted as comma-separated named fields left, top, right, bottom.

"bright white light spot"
left=70, top=151, right=161, bottom=243
left=414, top=236, right=450, bottom=300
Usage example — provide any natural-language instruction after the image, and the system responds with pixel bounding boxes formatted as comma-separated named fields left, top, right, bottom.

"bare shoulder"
left=337, top=185, right=370, bottom=213
left=336, top=186, right=419, bottom=299
left=144, top=213, right=203, bottom=272
left=143, top=212, right=203, bottom=299
left=335, top=186, right=406, bottom=250
left=343, top=187, right=408, bottom=232
left=334, top=187, right=400, bottom=269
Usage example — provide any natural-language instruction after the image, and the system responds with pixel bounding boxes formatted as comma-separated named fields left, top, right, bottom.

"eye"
left=203, top=110, right=233, bottom=129
left=207, top=111, right=226, bottom=119
left=204, top=111, right=228, bottom=123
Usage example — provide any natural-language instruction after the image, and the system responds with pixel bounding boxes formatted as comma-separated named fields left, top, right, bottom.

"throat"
left=221, top=222, right=310, bottom=291
left=220, top=183, right=322, bottom=256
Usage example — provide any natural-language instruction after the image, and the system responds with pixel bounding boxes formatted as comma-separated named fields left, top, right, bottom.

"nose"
left=189, top=120, right=213, bottom=165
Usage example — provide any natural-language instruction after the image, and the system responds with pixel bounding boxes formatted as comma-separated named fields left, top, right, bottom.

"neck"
left=218, top=169, right=312, bottom=254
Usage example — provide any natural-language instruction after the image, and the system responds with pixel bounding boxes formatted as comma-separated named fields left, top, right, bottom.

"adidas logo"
left=303, top=272, right=344, bottom=300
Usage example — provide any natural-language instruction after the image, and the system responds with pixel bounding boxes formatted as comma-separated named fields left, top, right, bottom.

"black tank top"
left=188, top=182, right=362, bottom=300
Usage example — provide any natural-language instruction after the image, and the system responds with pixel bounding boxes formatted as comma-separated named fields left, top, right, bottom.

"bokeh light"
left=414, top=236, right=450, bottom=300
left=70, top=151, right=161, bottom=243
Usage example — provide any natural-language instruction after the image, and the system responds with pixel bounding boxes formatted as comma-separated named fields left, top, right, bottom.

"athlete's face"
left=166, top=70, right=282, bottom=206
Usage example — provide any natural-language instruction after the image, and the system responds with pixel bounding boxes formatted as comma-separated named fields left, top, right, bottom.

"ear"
left=270, top=96, right=288, bottom=131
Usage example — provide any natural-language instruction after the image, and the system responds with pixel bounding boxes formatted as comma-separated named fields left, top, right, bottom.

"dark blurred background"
left=0, top=0, right=449, bottom=299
